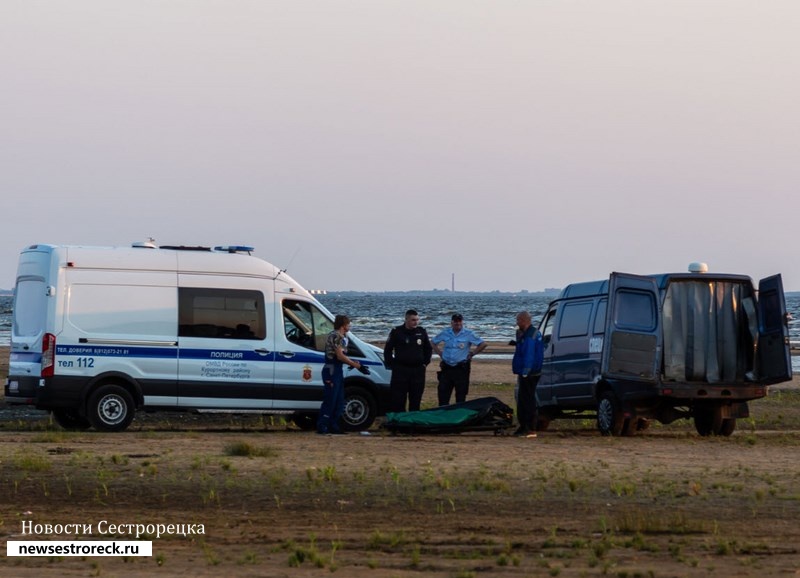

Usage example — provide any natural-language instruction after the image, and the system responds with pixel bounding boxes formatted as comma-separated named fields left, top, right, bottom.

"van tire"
left=87, top=385, right=135, bottom=432
left=342, top=386, right=377, bottom=431
left=695, top=405, right=724, bottom=436
left=622, top=417, right=638, bottom=436
left=694, top=409, right=715, bottom=436
left=52, top=409, right=91, bottom=431
left=535, top=411, right=552, bottom=432
left=292, top=413, right=318, bottom=431
left=695, top=405, right=737, bottom=437
left=597, top=392, right=625, bottom=436
left=718, top=418, right=736, bottom=436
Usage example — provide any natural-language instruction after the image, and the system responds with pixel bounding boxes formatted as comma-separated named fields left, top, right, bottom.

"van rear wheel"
left=535, top=410, right=552, bottom=432
left=695, top=405, right=736, bottom=437
left=719, top=418, right=736, bottom=436
left=87, top=385, right=135, bottom=432
left=597, top=392, right=625, bottom=436
left=52, top=409, right=91, bottom=431
left=622, top=417, right=638, bottom=436
left=342, top=386, right=377, bottom=431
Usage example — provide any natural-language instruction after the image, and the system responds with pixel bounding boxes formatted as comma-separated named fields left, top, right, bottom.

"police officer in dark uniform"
left=383, top=309, right=432, bottom=412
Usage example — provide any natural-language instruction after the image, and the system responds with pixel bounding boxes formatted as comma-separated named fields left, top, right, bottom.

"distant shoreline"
left=5, top=290, right=800, bottom=297
left=318, top=290, right=561, bottom=297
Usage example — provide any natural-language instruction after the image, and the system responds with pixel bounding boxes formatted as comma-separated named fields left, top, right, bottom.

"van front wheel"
left=597, top=392, right=625, bottom=436
left=88, top=385, right=135, bottom=432
left=342, top=386, right=377, bottom=431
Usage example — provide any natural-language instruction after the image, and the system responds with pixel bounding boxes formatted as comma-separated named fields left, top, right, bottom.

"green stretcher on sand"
left=382, top=397, right=514, bottom=434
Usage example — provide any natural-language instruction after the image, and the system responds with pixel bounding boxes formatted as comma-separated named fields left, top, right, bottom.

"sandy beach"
left=2, top=344, right=800, bottom=577
left=1, top=344, right=797, bottom=402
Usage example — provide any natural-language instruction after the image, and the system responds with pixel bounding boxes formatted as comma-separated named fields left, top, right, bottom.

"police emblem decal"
left=302, top=365, right=312, bottom=382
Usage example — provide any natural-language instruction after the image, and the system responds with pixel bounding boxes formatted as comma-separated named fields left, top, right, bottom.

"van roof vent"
left=688, top=262, right=708, bottom=273
left=132, top=238, right=158, bottom=249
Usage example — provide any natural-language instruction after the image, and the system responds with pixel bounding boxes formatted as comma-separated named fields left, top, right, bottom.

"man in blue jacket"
left=512, top=310, right=543, bottom=438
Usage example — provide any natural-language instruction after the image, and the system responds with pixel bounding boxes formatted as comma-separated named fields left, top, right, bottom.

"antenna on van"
left=279, top=246, right=302, bottom=275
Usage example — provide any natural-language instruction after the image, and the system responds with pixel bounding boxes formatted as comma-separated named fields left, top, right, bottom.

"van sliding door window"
left=282, top=300, right=335, bottom=352
left=178, top=288, right=265, bottom=339
left=559, top=302, right=593, bottom=338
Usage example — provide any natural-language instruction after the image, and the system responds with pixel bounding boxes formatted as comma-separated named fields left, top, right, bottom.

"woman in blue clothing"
left=317, top=315, right=365, bottom=435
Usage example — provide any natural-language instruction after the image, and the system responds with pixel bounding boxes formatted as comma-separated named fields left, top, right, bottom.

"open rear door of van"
left=756, top=274, right=792, bottom=385
left=602, top=273, right=662, bottom=383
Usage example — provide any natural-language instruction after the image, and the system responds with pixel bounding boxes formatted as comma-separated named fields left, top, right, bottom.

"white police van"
left=5, top=242, right=391, bottom=432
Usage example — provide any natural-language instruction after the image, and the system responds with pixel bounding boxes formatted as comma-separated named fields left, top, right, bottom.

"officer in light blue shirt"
left=431, top=313, right=487, bottom=406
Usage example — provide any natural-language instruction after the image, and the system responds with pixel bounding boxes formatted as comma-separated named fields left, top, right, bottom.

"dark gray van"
left=535, top=269, right=792, bottom=436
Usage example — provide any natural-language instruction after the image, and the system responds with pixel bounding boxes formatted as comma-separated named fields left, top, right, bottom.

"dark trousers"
left=390, top=365, right=426, bottom=412
left=437, top=362, right=470, bottom=406
left=516, top=373, right=540, bottom=432
left=318, top=363, right=345, bottom=433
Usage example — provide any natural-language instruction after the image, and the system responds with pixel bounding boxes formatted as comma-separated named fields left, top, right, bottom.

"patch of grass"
left=611, top=509, right=711, bottom=535
left=223, top=441, right=278, bottom=458
left=110, top=454, right=129, bottom=466
left=13, top=452, right=52, bottom=472
left=285, top=534, right=333, bottom=569
left=30, top=431, right=71, bottom=443
left=368, top=529, right=408, bottom=550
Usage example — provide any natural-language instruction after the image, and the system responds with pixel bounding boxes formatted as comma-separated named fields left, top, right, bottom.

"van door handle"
left=254, top=348, right=271, bottom=356
left=278, top=351, right=295, bottom=358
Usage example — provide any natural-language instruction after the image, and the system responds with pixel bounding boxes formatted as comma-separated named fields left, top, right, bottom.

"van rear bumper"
left=655, top=383, right=767, bottom=402
left=4, top=375, right=41, bottom=405
left=5, top=375, right=85, bottom=410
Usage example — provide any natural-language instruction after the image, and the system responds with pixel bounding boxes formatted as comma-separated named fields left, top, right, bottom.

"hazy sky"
left=2, top=1, right=799, bottom=292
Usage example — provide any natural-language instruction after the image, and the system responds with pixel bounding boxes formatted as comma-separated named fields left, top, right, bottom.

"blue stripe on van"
left=179, top=348, right=275, bottom=362
left=56, top=345, right=178, bottom=358
left=52, top=344, right=379, bottom=366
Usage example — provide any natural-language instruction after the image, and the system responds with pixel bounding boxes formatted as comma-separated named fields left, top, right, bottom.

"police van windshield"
left=282, top=299, right=365, bottom=358
left=282, top=300, right=334, bottom=352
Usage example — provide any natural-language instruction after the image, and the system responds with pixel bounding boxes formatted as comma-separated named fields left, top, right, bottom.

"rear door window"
left=614, top=290, right=657, bottom=331
left=13, top=278, right=47, bottom=337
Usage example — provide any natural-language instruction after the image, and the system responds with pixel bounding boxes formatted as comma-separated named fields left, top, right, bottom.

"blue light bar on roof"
left=213, top=245, right=255, bottom=253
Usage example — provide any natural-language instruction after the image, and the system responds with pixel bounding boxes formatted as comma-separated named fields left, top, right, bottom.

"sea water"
left=1, top=294, right=799, bottom=370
